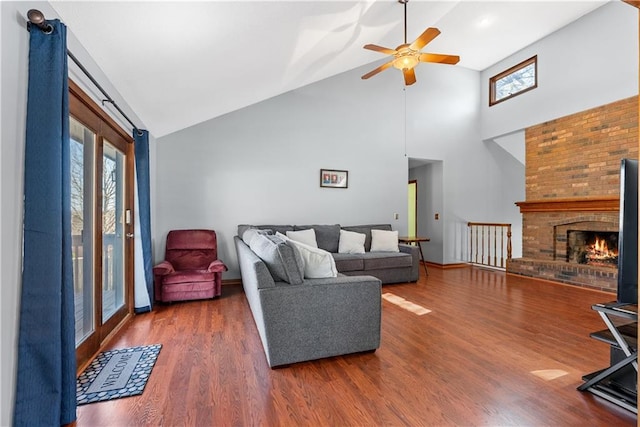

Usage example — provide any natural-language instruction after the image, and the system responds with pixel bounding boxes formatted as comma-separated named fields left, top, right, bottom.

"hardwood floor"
left=76, top=267, right=637, bottom=426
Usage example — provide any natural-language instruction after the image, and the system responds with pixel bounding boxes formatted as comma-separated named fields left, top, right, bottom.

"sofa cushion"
left=286, top=228, right=318, bottom=247
left=278, top=232, right=338, bottom=278
left=370, top=229, right=399, bottom=253
left=294, top=224, right=340, bottom=253
left=341, top=224, right=392, bottom=252
left=338, top=229, right=366, bottom=254
left=249, top=234, right=305, bottom=285
left=163, top=270, right=215, bottom=285
left=362, top=252, right=412, bottom=270
left=332, top=253, right=365, bottom=272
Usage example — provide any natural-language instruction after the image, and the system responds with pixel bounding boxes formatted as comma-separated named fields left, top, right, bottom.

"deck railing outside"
left=72, top=233, right=118, bottom=344
left=467, top=222, right=512, bottom=270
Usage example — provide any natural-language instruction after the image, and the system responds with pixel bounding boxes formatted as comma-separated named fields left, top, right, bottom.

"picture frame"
left=320, top=169, right=348, bottom=188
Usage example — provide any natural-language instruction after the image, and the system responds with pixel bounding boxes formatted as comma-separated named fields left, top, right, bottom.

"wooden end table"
left=398, top=236, right=430, bottom=277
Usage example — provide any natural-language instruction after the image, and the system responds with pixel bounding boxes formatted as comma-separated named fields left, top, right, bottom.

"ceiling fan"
left=361, top=0, right=460, bottom=86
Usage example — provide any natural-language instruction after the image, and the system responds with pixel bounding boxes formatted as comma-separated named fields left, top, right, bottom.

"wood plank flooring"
left=75, top=267, right=637, bottom=426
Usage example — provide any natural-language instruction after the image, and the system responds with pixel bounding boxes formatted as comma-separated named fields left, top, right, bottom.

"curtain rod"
left=27, top=9, right=143, bottom=136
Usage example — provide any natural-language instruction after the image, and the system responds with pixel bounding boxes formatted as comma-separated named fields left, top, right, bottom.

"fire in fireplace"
left=567, top=230, right=619, bottom=267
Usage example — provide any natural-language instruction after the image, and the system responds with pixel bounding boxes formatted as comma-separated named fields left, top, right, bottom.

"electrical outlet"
left=435, top=213, right=439, bottom=220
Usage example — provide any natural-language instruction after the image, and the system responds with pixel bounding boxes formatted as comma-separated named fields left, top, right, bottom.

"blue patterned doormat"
left=76, top=344, right=162, bottom=405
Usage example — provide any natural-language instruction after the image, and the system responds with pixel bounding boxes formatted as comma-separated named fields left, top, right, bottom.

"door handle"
left=126, top=233, right=134, bottom=238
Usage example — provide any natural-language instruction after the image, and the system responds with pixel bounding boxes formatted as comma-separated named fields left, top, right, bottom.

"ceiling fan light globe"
left=392, top=55, right=419, bottom=70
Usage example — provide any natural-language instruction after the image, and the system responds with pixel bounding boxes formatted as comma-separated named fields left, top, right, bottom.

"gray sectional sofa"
left=237, top=223, right=420, bottom=284
left=234, top=223, right=419, bottom=367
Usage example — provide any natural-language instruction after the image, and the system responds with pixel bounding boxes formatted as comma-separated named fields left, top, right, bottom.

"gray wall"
left=1, top=3, right=28, bottom=423
left=481, top=1, right=638, bottom=141
left=155, top=56, right=493, bottom=274
left=156, top=64, right=410, bottom=276
left=401, top=63, right=518, bottom=264
left=0, top=2, right=152, bottom=424
left=155, top=1, right=637, bottom=274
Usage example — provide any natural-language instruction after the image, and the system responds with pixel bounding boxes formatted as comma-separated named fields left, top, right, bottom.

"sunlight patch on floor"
left=530, top=369, right=569, bottom=381
left=382, top=293, right=432, bottom=315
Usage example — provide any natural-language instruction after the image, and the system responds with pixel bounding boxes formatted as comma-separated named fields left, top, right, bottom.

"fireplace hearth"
left=567, top=230, right=619, bottom=267
left=509, top=200, right=620, bottom=292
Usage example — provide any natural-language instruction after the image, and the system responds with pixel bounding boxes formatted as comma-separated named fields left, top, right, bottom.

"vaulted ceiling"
left=50, top=1, right=609, bottom=137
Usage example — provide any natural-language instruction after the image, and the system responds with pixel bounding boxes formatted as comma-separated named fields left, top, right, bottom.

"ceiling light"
left=392, top=46, right=420, bottom=70
left=477, top=16, right=494, bottom=29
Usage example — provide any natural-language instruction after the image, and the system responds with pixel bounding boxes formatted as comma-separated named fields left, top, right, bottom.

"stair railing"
left=467, top=222, right=512, bottom=270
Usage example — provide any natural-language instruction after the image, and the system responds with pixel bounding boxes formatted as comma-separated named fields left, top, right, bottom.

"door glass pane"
left=102, top=141, right=126, bottom=321
left=70, top=117, right=95, bottom=346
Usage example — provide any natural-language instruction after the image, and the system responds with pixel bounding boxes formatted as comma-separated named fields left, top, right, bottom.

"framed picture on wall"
left=320, top=169, right=348, bottom=188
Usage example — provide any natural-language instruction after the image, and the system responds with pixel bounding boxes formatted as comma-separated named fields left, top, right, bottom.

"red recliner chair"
left=153, top=229, right=227, bottom=303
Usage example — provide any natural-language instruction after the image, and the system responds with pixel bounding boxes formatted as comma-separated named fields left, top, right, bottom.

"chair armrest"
left=208, top=260, right=228, bottom=273
left=153, top=260, right=175, bottom=276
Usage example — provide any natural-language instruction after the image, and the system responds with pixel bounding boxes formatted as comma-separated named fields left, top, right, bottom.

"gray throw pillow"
left=254, top=225, right=294, bottom=236
left=249, top=234, right=305, bottom=285
left=242, top=228, right=271, bottom=246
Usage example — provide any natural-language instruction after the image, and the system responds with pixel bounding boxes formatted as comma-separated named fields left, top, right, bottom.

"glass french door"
left=101, top=141, right=127, bottom=322
left=70, top=81, right=134, bottom=369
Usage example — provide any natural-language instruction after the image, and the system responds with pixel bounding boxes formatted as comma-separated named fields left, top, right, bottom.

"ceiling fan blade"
left=419, top=53, right=460, bottom=65
left=361, top=61, right=394, bottom=80
left=363, top=44, right=398, bottom=55
left=409, top=27, right=440, bottom=51
left=403, top=68, right=416, bottom=86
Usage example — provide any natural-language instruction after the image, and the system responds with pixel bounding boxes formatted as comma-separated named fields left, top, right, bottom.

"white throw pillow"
left=283, top=237, right=338, bottom=278
left=286, top=228, right=318, bottom=248
left=370, top=229, right=400, bottom=252
left=338, top=229, right=366, bottom=254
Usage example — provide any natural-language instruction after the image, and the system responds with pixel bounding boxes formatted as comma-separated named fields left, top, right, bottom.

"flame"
left=594, top=237, right=608, bottom=254
left=587, top=236, right=618, bottom=261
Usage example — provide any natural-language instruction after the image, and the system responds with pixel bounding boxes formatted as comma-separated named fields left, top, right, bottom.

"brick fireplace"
left=507, top=96, right=638, bottom=292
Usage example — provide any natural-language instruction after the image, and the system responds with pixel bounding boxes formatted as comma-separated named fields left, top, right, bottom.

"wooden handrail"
left=467, top=222, right=512, bottom=270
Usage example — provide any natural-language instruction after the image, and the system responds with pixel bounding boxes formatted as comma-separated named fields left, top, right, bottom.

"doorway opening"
left=408, top=180, right=417, bottom=236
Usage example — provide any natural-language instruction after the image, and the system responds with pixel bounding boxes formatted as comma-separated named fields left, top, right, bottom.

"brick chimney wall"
left=526, top=96, right=638, bottom=200
left=508, top=96, right=638, bottom=292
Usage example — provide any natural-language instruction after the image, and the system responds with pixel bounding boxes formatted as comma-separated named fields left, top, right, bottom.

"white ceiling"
left=50, top=1, right=609, bottom=137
